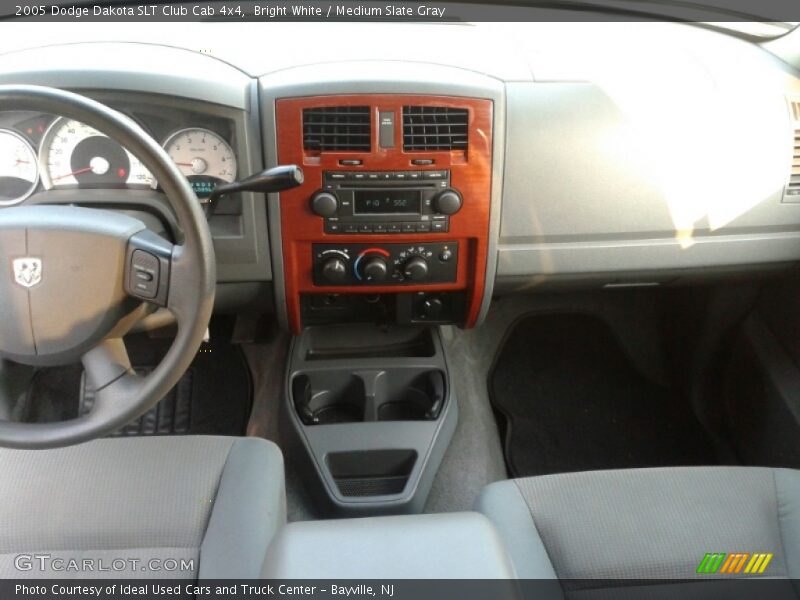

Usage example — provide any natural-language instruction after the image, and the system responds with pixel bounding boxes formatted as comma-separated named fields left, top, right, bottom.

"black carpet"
left=490, top=314, right=719, bottom=477
left=22, top=332, right=252, bottom=437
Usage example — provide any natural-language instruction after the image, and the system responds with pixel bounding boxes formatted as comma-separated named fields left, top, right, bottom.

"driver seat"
left=0, top=435, right=285, bottom=579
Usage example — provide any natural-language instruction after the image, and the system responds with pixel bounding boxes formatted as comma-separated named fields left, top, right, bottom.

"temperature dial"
left=354, top=248, right=391, bottom=283
left=362, top=257, right=388, bottom=282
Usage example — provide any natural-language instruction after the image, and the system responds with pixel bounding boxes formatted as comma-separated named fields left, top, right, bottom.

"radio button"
left=373, top=223, right=388, bottom=233
left=344, top=224, right=358, bottom=234
left=402, top=223, right=416, bottom=233
left=352, top=172, right=367, bottom=180
left=329, top=173, right=347, bottom=180
left=366, top=172, right=380, bottom=180
left=424, top=170, right=447, bottom=180
left=417, top=222, right=432, bottom=233
left=433, top=189, right=463, bottom=215
left=311, top=191, right=339, bottom=217
left=325, top=221, right=342, bottom=233
left=407, top=171, right=423, bottom=180
left=358, top=224, right=373, bottom=233
left=432, top=221, right=448, bottom=232
left=388, top=223, right=402, bottom=233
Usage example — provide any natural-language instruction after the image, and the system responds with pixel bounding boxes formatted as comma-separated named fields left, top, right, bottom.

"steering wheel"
left=0, top=85, right=215, bottom=449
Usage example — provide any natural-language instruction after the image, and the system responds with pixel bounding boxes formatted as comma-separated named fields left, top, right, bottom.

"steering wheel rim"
left=0, top=85, right=215, bottom=449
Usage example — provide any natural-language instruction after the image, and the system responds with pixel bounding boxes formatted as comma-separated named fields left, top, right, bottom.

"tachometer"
left=40, top=118, right=154, bottom=189
left=0, top=129, right=38, bottom=205
left=160, top=128, right=237, bottom=198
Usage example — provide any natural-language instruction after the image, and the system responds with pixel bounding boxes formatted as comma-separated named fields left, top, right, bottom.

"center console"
left=275, top=94, right=493, bottom=333
left=283, top=323, right=457, bottom=516
left=271, top=91, right=495, bottom=515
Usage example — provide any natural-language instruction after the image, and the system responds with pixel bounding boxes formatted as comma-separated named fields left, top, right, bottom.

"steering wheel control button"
left=130, top=250, right=160, bottom=299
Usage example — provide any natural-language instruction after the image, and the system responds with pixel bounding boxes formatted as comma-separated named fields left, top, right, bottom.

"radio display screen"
left=353, top=190, right=421, bottom=214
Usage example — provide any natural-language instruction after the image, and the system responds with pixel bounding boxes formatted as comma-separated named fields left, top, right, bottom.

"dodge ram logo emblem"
left=12, top=258, right=42, bottom=288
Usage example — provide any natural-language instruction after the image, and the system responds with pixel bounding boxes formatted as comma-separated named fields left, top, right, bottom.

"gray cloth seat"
left=477, top=467, right=800, bottom=595
left=0, top=435, right=285, bottom=579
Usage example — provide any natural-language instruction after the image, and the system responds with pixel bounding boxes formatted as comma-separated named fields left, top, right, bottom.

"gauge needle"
left=52, top=166, right=92, bottom=181
left=52, top=157, right=111, bottom=181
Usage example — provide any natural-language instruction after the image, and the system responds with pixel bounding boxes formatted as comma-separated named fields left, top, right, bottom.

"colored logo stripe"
left=697, top=553, right=726, bottom=574
left=744, top=553, right=773, bottom=574
left=697, top=553, right=773, bottom=575
left=720, top=553, right=749, bottom=574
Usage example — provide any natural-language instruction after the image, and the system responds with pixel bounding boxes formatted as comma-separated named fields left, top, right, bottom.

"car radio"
left=309, top=170, right=463, bottom=234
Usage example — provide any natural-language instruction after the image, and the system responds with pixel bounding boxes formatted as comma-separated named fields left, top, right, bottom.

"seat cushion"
left=477, top=467, right=800, bottom=592
left=0, top=435, right=285, bottom=579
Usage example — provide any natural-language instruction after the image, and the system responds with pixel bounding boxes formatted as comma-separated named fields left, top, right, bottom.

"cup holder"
left=292, top=369, right=446, bottom=425
left=377, top=370, right=445, bottom=422
left=292, top=373, right=366, bottom=425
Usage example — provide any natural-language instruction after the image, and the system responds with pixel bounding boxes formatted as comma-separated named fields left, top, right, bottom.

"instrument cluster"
left=0, top=110, right=238, bottom=206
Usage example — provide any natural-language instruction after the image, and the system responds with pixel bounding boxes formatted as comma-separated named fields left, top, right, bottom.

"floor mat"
left=490, top=313, right=720, bottom=477
left=22, top=333, right=252, bottom=437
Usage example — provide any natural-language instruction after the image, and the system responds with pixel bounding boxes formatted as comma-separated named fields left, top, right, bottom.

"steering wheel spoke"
left=81, top=339, right=146, bottom=422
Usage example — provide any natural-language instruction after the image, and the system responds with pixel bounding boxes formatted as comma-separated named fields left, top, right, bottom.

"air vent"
left=787, top=100, right=800, bottom=200
left=302, top=106, right=371, bottom=152
left=403, top=106, right=468, bottom=151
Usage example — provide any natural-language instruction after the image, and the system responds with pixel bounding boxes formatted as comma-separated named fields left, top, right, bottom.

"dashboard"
left=0, top=22, right=798, bottom=332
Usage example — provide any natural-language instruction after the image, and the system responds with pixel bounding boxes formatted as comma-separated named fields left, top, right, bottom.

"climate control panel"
left=312, top=242, right=458, bottom=287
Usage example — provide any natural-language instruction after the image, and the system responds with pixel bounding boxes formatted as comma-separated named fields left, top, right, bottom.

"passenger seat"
left=476, top=467, right=800, bottom=589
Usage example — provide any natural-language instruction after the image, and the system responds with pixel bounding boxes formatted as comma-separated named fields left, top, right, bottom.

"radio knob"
left=362, top=256, right=388, bottom=283
left=433, top=189, right=462, bottom=215
left=310, top=191, right=339, bottom=217
left=403, top=256, right=430, bottom=282
left=321, top=257, right=348, bottom=282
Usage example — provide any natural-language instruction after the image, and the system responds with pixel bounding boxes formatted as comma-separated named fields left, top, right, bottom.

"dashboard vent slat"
left=402, top=106, right=469, bottom=151
left=786, top=100, right=800, bottom=200
left=303, top=106, right=371, bottom=152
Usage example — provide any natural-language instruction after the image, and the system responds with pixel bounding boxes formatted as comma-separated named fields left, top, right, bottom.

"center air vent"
left=303, top=106, right=371, bottom=152
left=403, top=106, right=468, bottom=151
left=786, top=100, right=800, bottom=201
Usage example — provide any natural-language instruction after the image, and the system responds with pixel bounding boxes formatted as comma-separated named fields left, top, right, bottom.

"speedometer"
left=0, top=129, right=38, bottom=205
left=160, top=128, right=237, bottom=198
left=40, top=118, right=154, bottom=189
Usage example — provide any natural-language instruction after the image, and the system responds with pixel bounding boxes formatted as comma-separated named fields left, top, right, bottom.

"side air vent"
left=787, top=100, right=800, bottom=200
left=402, top=106, right=468, bottom=151
left=303, top=106, right=371, bottom=152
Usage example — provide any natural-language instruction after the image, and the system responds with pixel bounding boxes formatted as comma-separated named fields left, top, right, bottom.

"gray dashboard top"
left=0, top=21, right=798, bottom=292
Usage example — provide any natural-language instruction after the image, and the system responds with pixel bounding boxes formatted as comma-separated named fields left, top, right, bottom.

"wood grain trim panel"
left=276, top=94, right=493, bottom=333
